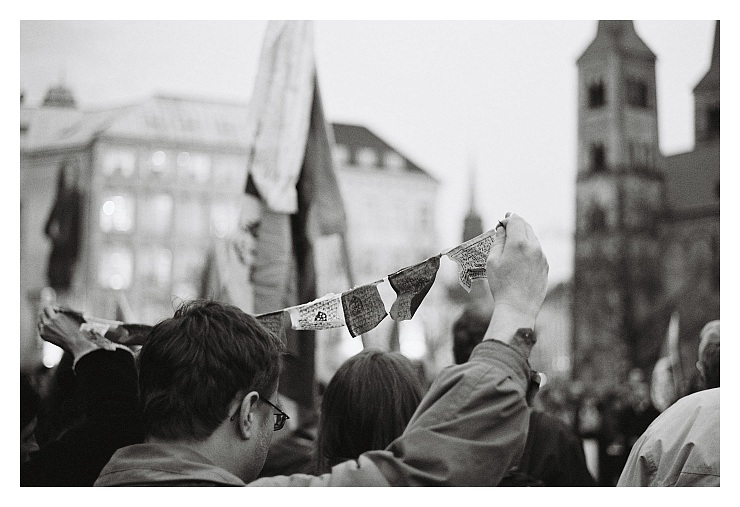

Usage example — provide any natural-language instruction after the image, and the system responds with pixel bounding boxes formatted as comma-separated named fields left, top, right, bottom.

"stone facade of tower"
left=573, top=21, right=667, bottom=389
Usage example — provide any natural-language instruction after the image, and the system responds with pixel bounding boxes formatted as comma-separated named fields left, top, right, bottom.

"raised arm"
left=250, top=213, right=548, bottom=486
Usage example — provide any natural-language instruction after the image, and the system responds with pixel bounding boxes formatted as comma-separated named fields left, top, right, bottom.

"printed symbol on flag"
left=442, top=229, right=496, bottom=292
left=288, top=293, right=345, bottom=331
left=388, top=255, right=441, bottom=321
left=342, top=282, right=388, bottom=337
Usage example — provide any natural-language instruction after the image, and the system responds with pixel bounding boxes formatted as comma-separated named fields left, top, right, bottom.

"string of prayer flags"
left=255, top=310, right=290, bottom=344
left=341, top=281, right=388, bottom=337
left=287, top=293, right=345, bottom=331
left=388, top=255, right=441, bottom=321
left=442, top=229, right=496, bottom=292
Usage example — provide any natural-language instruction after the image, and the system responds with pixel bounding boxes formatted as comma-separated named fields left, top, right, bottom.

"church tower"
left=693, top=21, right=720, bottom=146
left=462, top=157, right=484, bottom=242
left=573, top=21, right=666, bottom=388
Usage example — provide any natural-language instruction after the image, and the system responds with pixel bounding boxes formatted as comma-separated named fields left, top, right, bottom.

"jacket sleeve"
left=21, top=348, right=144, bottom=486
left=250, top=335, right=533, bottom=487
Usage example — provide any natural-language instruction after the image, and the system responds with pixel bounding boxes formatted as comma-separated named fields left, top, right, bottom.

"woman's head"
left=315, top=348, right=426, bottom=472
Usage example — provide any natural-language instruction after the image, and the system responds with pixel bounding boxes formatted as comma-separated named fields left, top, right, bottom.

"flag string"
left=53, top=227, right=500, bottom=344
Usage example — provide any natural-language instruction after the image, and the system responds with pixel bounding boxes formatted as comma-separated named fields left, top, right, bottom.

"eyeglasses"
left=230, top=395, right=290, bottom=431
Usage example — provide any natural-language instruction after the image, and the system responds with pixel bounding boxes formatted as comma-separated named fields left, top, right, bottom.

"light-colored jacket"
left=617, top=387, right=719, bottom=487
left=95, top=336, right=533, bottom=487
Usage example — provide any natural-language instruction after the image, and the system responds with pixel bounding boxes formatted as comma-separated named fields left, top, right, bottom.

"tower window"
left=588, top=80, right=606, bottom=108
left=707, top=107, right=719, bottom=137
left=626, top=78, right=650, bottom=108
left=586, top=205, right=607, bottom=233
left=590, top=144, right=606, bottom=173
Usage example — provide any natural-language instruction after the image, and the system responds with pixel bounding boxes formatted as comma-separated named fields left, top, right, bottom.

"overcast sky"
left=19, top=18, right=719, bottom=286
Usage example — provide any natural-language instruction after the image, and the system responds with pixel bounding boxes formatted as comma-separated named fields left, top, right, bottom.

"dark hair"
left=315, top=348, right=425, bottom=472
left=137, top=300, right=285, bottom=441
left=452, top=307, right=491, bottom=365
left=700, top=340, right=720, bottom=389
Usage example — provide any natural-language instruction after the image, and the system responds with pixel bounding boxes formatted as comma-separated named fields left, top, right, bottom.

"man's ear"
left=237, top=391, right=260, bottom=440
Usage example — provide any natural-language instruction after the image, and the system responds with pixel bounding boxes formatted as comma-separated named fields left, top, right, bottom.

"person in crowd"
left=21, top=307, right=144, bottom=486
left=95, top=212, right=549, bottom=486
left=21, top=375, right=41, bottom=465
left=452, top=306, right=596, bottom=487
left=696, top=320, right=719, bottom=390
left=617, top=319, right=720, bottom=486
left=314, top=348, right=426, bottom=473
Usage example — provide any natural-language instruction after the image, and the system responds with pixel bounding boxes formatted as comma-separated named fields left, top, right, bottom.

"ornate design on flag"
left=287, top=293, right=345, bottom=330
left=388, top=255, right=441, bottom=321
left=342, top=281, right=388, bottom=337
left=443, top=229, right=496, bottom=292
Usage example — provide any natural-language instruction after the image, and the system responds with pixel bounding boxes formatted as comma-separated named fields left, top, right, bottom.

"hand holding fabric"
left=484, top=213, right=548, bottom=344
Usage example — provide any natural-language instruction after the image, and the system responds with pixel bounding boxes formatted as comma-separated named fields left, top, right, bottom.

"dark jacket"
left=96, top=336, right=534, bottom=486
left=21, top=349, right=144, bottom=486
left=500, top=409, right=596, bottom=486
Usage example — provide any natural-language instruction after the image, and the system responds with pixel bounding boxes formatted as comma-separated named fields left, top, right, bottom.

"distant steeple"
left=578, top=20, right=656, bottom=64
left=462, top=155, right=483, bottom=242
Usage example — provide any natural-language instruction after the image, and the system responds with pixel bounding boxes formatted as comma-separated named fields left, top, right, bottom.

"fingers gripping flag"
left=388, top=255, right=441, bottom=321
left=342, top=281, right=388, bottom=337
left=442, top=229, right=496, bottom=292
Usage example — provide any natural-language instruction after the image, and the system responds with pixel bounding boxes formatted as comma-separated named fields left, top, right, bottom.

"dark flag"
left=342, top=282, right=387, bottom=338
left=388, top=255, right=441, bottom=321
left=44, top=162, right=82, bottom=291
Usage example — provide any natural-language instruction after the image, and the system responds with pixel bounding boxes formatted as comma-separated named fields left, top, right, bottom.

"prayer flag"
left=255, top=310, right=290, bottom=344
left=342, top=281, right=388, bottom=337
left=442, top=229, right=496, bottom=292
left=287, top=294, right=345, bottom=331
left=388, top=255, right=441, bottom=321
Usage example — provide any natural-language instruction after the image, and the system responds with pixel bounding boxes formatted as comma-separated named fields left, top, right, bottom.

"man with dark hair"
left=617, top=320, right=720, bottom=486
left=97, top=212, right=550, bottom=487
left=452, top=306, right=596, bottom=487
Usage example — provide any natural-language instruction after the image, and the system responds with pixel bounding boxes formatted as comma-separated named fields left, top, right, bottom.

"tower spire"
left=462, top=154, right=483, bottom=242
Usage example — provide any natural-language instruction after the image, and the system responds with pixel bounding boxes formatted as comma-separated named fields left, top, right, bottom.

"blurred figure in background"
left=452, top=306, right=595, bottom=486
left=618, top=320, right=720, bottom=486
left=21, top=307, right=143, bottom=486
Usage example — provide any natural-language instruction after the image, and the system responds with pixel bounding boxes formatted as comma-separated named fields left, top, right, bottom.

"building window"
left=140, top=149, right=174, bottom=179
left=177, top=152, right=211, bottom=183
left=626, top=78, right=650, bottom=108
left=138, top=193, right=173, bottom=235
left=707, top=107, right=719, bottom=137
left=586, top=205, right=607, bottom=233
left=588, top=80, right=606, bottom=108
left=333, top=145, right=350, bottom=166
left=102, top=149, right=136, bottom=178
left=357, top=147, right=378, bottom=167
left=98, top=245, right=133, bottom=290
left=136, top=246, right=172, bottom=290
left=590, top=143, right=606, bottom=173
left=384, top=151, right=405, bottom=170
left=100, top=194, right=134, bottom=233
